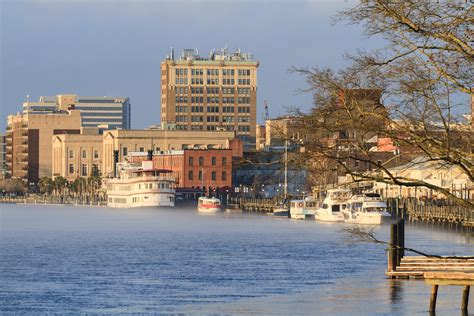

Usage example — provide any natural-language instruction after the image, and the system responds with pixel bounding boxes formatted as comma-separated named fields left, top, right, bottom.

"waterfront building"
left=0, top=133, right=6, bottom=179
left=102, top=129, right=242, bottom=178
left=160, top=47, right=258, bottom=147
left=6, top=110, right=82, bottom=184
left=128, top=149, right=233, bottom=197
left=23, top=94, right=131, bottom=130
left=265, top=116, right=307, bottom=148
left=255, top=125, right=266, bottom=151
left=52, top=128, right=103, bottom=181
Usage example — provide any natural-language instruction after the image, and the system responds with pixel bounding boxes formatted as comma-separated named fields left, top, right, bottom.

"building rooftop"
left=165, top=47, right=256, bottom=63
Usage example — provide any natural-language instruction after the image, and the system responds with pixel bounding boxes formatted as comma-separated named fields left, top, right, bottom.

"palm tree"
left=38, top=177, right=53, bottom=194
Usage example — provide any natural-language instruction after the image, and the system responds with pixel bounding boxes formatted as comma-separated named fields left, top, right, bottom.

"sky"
left=0, top=0, right=386, bottom=130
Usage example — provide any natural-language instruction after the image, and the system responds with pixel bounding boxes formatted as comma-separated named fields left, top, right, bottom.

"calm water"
left=0, top=204, right=472, bottom=315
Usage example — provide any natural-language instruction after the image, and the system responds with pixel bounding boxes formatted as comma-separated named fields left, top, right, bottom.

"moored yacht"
left=107, top=161, right=175, bottom=208
left=343, top=192, right=391, bottom=225
left=198, top=197, right=221, bottom=213
left=289, top=198, right=318, bottom=220
left=314, top=189, right=350, bottom=222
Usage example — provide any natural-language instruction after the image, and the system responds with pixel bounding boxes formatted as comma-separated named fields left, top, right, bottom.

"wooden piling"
left=461, top=285, right=470, bottom=313
left=398, top=219, right=405, bottom=261
left=429, top=284, right=439, bottom=313
left=388, top=223, right=398, bottom=273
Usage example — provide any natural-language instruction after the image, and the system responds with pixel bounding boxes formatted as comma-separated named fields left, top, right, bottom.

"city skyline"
left=0, top=0, right=384, bottom=131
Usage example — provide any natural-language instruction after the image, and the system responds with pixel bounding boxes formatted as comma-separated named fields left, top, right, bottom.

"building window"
left=199, top=157, right=204, bottom=166
left=211, top=157, right=216, bottom=166
left=222, top=157, right=227, bottom=166
left=140, top=147, right=144, bottom=152
left=92, top=164, right=99, bottom=176
left=188, top=171, right=193, bottom=180
left=69, top=164, right=74, bottom=174
left=211, top=171, right=216, bottom=181
left=94, top=150, right=99, bottom=159
left=69, top=149, right=74, bottom=159
left=82, top=150, right=87, bottom=159
left=81, top=164, right=88, bottom=176
left=189, top=157, right=193, bottom=166
left=198, top=170, right=202, bottom=180
left=222, top=171, right=227, bottom=181
left=123, top=147, right=128, bottom=156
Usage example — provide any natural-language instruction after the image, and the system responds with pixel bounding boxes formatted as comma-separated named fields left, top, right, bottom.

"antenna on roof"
left=171, top=46, right=175, bottom=61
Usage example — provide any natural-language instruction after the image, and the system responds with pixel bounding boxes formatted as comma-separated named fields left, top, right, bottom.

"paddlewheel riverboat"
left=107, top=161, right=175, bottom=208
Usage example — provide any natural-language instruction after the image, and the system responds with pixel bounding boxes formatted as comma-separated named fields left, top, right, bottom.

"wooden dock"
left=386, top=256, right=474, bottom=279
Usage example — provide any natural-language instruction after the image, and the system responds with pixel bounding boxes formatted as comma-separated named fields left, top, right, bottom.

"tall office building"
left=23, top=94, right=131, bottom=130
left=161, top=48, right=259, bottom=146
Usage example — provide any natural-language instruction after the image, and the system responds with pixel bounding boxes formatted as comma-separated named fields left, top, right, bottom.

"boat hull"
left=314, top=212, right=345, bottom=222
left=345, top=212, right=392, bottom=225
left=108, top=192, right=175, bottom=208
left=198, top=207, right=221, bottom=213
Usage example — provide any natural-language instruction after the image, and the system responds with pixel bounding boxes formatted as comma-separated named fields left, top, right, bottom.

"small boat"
left=272, top=205, right=289, bottom=217
left=198, top=197, right=221, bottom=213
left=314, top=189, right=350, bottom=222
left=107, top=161, right=175, bottom=208
left=343, top=193, right=392, bottom=225
left=289, top=198, right=318, bottom=220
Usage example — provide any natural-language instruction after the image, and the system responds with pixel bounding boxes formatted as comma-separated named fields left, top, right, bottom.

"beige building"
left=161, top=48, right=258, bottom=146
left=6, top=110, right=82, bottom=183
left=52, top=128, right=103, bottom=181
left=0, top=133, right=6, bottom=179
left=256, top=125, right=266, bottom=151
left=265, top=116, right=307, bottom=147
left=101, top=129, right=239, bottom=177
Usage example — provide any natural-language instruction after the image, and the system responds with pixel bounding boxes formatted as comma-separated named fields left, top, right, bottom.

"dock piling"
left=429, top=284, right=439, bottom=313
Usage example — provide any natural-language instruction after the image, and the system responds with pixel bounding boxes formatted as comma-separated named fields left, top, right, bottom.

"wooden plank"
left=397, top=266, right=474, bottom=271
left=400, top=262, right=474, bottom=266
left=425, top=279, right=474, bottom=286
left=424, top=272, right=474, bottom=280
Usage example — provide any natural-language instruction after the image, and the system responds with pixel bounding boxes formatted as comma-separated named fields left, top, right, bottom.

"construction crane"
left=263, top=100, right=270, bottom=121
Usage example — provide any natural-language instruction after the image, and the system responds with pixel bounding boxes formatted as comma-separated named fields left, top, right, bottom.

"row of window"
left=175, top=79, right=252, bottom=86
left=181, top=106, right=251, bottom=114
left=176, top=69, right=251, bottom=76
left=82, top=118, right=124, bottom=123
left=68, top=163, right=99, bottom=176
left=81, top=112, right=123, bottom=117
left=176, top=97, right=250, bottom=105
left=188, top=170, right=227, bottom=181
left=189, top=156, right=227, bottom=166
left=237, top=125, right=251, bottom=132
left=69, top=149, right=99, bottom=159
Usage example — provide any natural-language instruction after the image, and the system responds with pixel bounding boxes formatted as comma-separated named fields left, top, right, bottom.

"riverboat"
left=107, top=161, right=175, bottom=208
left=314, top=189, right=350, bottom=222
left=343, top=192, right=391, bottom=225
left=289, top=198, right=318, bottom=220
left=198, top=197, right=221, bottom=213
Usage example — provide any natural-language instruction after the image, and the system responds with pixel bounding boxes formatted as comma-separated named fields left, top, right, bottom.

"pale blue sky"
left=1, top=0, right=385, bottom=130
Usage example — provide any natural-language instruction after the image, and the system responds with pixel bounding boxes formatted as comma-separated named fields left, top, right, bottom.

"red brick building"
left=129, top=149, right=233, bottom=192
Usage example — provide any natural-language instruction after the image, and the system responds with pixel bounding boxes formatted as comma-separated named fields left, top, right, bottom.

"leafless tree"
left=292, top=0, right=473, bottom=208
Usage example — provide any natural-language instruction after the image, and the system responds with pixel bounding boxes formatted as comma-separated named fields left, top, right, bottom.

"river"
left=0, top=204, right=472, bottom=314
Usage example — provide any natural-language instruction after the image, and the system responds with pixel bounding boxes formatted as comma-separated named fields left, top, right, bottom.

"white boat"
left=343, top=193, right=391, bottom=225
left=107, top=161, right=175, bottom=208
left=289, top=198, right=318, bottom=220
left=314, top=189, right=350, bottom=222
left=272, top=204, right=289, bottom=217
left=198, top=197, right=221, bottom=213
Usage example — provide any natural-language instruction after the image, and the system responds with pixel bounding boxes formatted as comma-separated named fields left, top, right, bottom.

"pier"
left=385, top=219, right=474, bottom=313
